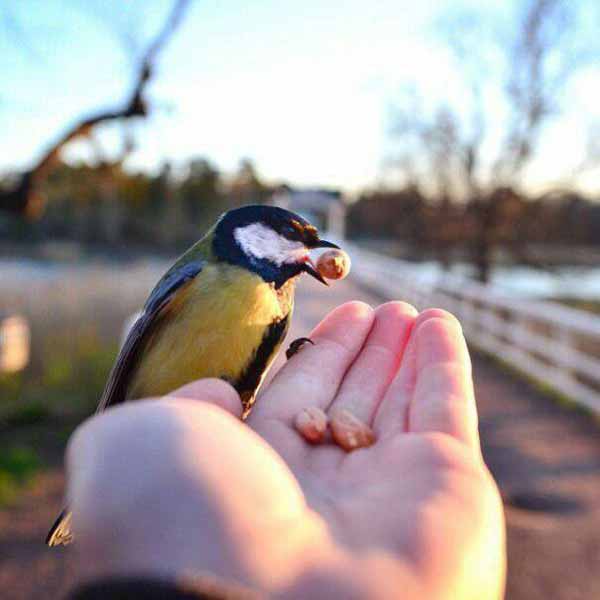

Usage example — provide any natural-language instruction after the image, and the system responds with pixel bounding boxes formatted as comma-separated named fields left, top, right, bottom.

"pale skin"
left=67, top=302, right=506, bottom=599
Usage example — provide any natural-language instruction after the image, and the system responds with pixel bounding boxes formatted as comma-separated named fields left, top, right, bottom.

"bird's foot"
left=286, top=337, right=314, bottom=360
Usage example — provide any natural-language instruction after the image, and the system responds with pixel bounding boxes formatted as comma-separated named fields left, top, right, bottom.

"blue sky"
left=1, top=0, right=599, bottom=193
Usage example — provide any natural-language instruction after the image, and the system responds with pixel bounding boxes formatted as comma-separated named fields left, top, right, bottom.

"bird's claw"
left=286, top=337, right=314, bottom=360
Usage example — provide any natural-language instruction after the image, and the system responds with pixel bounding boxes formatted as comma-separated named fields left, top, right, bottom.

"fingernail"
left=330, top=408, right=375, bottom=452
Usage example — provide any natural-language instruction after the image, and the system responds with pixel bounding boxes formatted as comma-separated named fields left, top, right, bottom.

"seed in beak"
left=316, top=249, right=351, bottom=281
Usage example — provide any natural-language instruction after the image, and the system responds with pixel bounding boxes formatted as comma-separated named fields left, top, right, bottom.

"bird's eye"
left=282, top=223, right=301, bottom=239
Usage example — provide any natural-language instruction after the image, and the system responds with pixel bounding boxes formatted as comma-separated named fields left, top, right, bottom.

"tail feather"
left=46, top=508, right=73, bottom=547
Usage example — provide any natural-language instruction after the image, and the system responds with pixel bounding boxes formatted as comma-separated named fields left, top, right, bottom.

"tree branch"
left=0, top=0, right=190, bottom=218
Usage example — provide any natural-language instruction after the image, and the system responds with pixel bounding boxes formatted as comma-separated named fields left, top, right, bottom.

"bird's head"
left=213, top=205, right=339, bottom=287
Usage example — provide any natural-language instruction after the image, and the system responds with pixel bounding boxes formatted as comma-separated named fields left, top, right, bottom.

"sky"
left=1, top=0, right=599, bottom=194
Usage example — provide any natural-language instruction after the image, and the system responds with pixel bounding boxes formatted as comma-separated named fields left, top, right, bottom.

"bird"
left=46, top=204, right=339, bottom=547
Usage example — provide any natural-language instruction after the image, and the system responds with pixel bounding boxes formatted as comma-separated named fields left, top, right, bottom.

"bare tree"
left=391, top=0, right=598, bottom=282
left=0, top=0, right=191, bottom=218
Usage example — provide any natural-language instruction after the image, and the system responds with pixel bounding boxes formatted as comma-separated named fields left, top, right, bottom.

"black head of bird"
left=213, top=205, right=339, bottom=287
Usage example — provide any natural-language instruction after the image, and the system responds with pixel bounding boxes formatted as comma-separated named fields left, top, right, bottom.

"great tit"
left=46, top=204, right=339, bottom=547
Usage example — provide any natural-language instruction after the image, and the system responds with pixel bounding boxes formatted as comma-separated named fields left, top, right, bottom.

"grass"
left=0, top=446, right=41, bottom=506
left=0, top=332, right=117, bottom=507
left=0, top=331, right=118, bottom=425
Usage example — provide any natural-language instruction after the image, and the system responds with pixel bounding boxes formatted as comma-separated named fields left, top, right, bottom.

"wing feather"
left=97, top=260, right=204, bottom=412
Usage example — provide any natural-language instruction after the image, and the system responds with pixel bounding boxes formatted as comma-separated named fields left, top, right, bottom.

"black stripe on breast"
left=234, top=314, right=290, bottom=411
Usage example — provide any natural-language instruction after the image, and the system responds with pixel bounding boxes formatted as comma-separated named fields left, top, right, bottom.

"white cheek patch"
left=234, top=223, right=308, bottom=266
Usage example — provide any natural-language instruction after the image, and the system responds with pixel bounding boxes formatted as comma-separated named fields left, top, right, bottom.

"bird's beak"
left=310, top=238, right=340, bottom=250
left=301, top=257, right=329, bottom=285
left=301, top=237, right=340, bottom=285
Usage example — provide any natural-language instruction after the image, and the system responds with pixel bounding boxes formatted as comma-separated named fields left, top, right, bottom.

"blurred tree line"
left=4, top=154, right=598, bottom=269
left=0, top=158, right=272, bottom=251
left=347, top=185, right=600, bottom=267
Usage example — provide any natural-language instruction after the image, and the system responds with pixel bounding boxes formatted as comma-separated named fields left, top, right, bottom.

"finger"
left=326, top=302, right=417, bottom=425
left=408, top=317, right=480, bottom=451
left=374, top=309, right=461, bottom=436
left=251, top=301, right=375, bottom=423
left=167, top=378, right=243, bottom=419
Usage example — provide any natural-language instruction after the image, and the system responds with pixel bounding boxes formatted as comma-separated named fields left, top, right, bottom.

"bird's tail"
left=46, top=508, right=73, bottom=547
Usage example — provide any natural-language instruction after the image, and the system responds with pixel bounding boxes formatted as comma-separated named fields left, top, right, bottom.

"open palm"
left=68, top=302, right=505, bottom=599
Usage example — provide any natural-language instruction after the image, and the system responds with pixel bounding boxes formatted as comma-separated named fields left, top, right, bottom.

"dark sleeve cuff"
left=68, top=575, right=264, bottom=600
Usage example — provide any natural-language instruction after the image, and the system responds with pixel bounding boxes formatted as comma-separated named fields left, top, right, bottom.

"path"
left=1, top=276, right=599, bottom=599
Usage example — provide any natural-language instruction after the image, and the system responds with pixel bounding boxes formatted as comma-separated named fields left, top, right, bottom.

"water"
left=488, top=265, right=600, bottom=298
left=406, top=261, right=600, bottom=299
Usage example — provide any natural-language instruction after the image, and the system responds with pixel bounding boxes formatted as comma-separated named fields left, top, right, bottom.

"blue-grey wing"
left=97, top=260, right=204, bottom=412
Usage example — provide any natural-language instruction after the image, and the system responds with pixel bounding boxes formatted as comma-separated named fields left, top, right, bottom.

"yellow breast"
left=128, top=264, right=294, bottom=399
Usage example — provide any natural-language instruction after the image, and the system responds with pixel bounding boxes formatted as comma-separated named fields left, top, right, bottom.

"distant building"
left=268, top=186, right=347, bottom=240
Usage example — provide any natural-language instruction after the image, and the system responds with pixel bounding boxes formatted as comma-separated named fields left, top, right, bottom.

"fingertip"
left=168, top=378, right=243, bottom=418
left=415, top=316, right=471, bottom=377
left=417, top=315, right=462, bottom=340
left=332, top=300, right=374, bottom=322
left=375, top=300, right=418, bottom=319
left=311, top=301, right=374, bottom=347
left=414, top=308, right=462, bottom=332
left=373, top=302, right=418, bottom=333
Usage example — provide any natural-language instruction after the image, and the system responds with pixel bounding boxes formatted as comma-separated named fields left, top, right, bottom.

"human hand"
left=67, top=302, right=505, bottom=599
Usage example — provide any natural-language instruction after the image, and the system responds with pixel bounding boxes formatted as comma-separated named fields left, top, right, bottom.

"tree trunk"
left=472, top=198, right=496, bottom=284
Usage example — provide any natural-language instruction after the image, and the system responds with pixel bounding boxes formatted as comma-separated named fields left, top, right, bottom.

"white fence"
left=346, top=243, right=600, bottom=415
